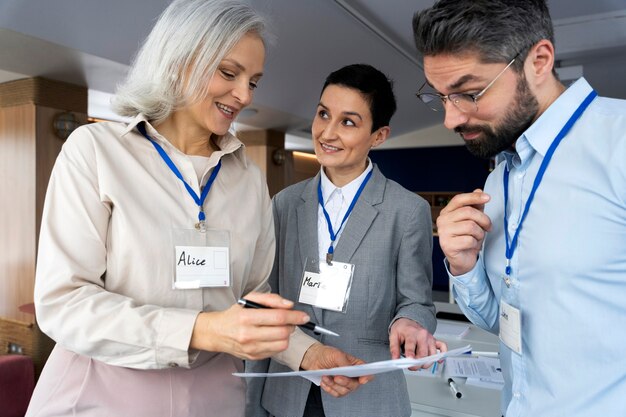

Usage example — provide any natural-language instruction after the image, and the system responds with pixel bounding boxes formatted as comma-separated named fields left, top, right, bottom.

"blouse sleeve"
left=34, top=127, right=198, bottom=370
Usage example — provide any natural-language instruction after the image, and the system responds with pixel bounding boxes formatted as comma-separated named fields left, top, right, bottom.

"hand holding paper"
left=300, top=343, right=372, bottom=397
left=235, top=345, right=471, bottom=385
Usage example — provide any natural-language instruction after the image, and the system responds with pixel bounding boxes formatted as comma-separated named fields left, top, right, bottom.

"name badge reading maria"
left=299, top=259, right=354, bottom=312
left=174, top=245, right=230, bottom=288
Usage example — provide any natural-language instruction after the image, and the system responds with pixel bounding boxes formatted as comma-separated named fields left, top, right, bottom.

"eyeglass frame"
left=415, top=56, right=517, bottom=113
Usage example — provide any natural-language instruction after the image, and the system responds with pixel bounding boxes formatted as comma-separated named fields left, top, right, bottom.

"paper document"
left=465, top=376, right=505, bottom=390
left=235, top=345, right=471, bottom=385
left=445, top=356, right=503, bottom=387
left=403, top=358, right=445, bottom=378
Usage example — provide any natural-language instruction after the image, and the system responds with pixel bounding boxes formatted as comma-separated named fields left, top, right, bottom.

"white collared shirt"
left=317, top=159, right=373, bottom=260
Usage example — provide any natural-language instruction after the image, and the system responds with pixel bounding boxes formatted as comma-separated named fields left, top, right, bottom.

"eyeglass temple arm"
left=474, top=58, right=517, bottom=101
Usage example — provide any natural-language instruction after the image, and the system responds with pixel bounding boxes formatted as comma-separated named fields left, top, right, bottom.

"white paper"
left=465, top=377, right=505, bottom=390
left=445, top=356, right=503, bottom=383
left=234, top=345, right=471, bottom=385
left=403, top=358, right=445, bottom=378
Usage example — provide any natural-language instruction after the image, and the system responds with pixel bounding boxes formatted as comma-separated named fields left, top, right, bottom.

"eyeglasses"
left=415, top=57, right=516, bottom=113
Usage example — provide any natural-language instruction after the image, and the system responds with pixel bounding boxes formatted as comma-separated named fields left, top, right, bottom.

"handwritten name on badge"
left=174, top=245, right=230, bottom=288
left=303, top=274, right=326, bottom=289
left=177, top=251, right=207, bottom=266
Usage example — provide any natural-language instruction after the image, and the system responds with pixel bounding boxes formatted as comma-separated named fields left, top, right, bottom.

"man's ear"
left=371, top=126, right=390, bottom=149
left=526, top=39, right=556, bottom=83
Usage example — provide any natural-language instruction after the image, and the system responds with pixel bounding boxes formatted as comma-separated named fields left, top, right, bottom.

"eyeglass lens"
left=419, top=93, right=477, bottom=113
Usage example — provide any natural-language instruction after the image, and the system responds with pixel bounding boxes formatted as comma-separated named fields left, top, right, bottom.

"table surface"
left=406, top=302, right=502, bottom=417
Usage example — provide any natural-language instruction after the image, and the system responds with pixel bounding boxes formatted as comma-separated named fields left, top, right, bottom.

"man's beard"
left=456, top=73, right=539, bottom=159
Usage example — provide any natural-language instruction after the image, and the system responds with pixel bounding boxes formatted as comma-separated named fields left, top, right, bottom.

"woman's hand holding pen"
left=300, top=343, right=372, bottom=398
left=437, top=189, right=492, bottom=276
left=190, top=292, right=310, bottom=360
left=389, top=318, right=448, bottom=371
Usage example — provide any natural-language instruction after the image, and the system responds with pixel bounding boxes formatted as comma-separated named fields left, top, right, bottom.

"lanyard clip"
left=195, top=220, right=207, bottom=233
left=195, top=207, right=207, bottom=232
left=503, top=259, right=512, bottom=287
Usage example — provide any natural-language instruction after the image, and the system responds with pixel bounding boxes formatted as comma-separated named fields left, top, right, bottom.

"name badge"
left=171, top=228, right=231, bottom=289
left=174, top=245, right=230, bottom=288
left=174, top=246, right=230, bottom=289
left=298, top=258, right=354, bottom=312
left=499, top=300, right=522, bottom=354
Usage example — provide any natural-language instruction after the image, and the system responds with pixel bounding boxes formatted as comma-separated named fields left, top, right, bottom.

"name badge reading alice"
left=299, top=259, right=354, bottom=312
left=174, top=245, right=230, bottom=288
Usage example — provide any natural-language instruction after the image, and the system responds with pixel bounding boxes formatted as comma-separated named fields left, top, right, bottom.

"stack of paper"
left=235, top=345, right=471, bottom=385
left=445, top=356, right=504, bottom=390
left=403, top=359, right=445, bottom=378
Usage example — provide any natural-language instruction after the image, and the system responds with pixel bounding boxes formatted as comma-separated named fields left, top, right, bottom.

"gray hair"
left=412, top=0, right=554, bottom=73
left=112, top=0, right=269, bottom=123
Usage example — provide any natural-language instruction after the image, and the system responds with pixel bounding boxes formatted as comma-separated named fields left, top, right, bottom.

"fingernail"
left=281, top=299, right=292, bottom=305
left=303, top=315, right=310, bottom=323
left=481, top=194, right=490, bottom=201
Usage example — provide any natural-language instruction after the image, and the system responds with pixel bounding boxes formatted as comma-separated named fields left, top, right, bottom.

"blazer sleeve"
left=392, top=197, right=437, bottom=333
left=267, top=194, right=317, bottom=369
left=245, top=193, right=317, bottom=417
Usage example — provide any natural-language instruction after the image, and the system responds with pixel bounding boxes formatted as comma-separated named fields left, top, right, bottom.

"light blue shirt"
left=449, top=78, right=626, bottom=416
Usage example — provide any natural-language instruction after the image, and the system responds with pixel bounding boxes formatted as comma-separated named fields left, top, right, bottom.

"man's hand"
left=437, top=189, right=492, bottom=276
left=300, top=343, right=372, bottom=398
left=389, top=318, right=448, bottom=371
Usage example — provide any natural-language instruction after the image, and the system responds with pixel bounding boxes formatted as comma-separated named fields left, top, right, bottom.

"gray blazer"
left=246, top=165, right=436, bottom=417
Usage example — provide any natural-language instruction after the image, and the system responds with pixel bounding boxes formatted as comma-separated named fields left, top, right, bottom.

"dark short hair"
left=412, top=0, right=554, bottom=72
left=321, top=64, right=397, bottom=132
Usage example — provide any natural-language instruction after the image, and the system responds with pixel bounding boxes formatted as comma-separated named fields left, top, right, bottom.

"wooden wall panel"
left=0, top=104, right=37, bottom=323
left=0, top=102, right=87, bottom=322
left=289, top=151, right=320, bottom=185
left=238, top=129, right=286, bottom=197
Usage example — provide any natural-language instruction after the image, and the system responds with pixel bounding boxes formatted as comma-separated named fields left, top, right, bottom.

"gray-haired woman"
left=27, top=1, right=366, bottom=416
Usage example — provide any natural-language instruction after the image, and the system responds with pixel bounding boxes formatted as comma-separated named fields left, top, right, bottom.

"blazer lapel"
left=333, top=165, right=385, bottom=263
left=296, top=174, right=324, bottom=323
left=320, top=165, right=385, bottom=324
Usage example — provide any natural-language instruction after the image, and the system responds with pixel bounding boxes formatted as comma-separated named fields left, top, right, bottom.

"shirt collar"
left=524, top=77, right=593, bottom=157
left=122, top=113, right=247, bottom=167
left=497, top=77, right=593, bottom=169
left=320, top=158, right=373, bottom=204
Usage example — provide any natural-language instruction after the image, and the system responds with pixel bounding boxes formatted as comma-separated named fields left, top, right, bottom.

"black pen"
left=237, top=298, right=339, bottom=337
left=448, top=378, right=462, bottom=399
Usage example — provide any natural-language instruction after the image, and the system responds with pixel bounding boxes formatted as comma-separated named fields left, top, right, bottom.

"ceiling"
left=1, top=0, right=625, bottom=150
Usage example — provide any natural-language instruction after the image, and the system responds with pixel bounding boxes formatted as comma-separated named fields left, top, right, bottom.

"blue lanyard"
left=318, top=169, right=373, bottom=264
left=137, top=122, right=222, bottom=229
left=503, top=90, right=597, bottom=277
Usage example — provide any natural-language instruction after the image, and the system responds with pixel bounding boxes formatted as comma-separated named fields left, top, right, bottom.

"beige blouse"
left=29, top=114, right=314, bottom=416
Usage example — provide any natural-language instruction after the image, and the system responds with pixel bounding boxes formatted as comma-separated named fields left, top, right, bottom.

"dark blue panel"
left=370, top=146, right=490, bottom=291
left=370, top=145, right=490, bottom=192
left=432, top=236, right=448, bottom=291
